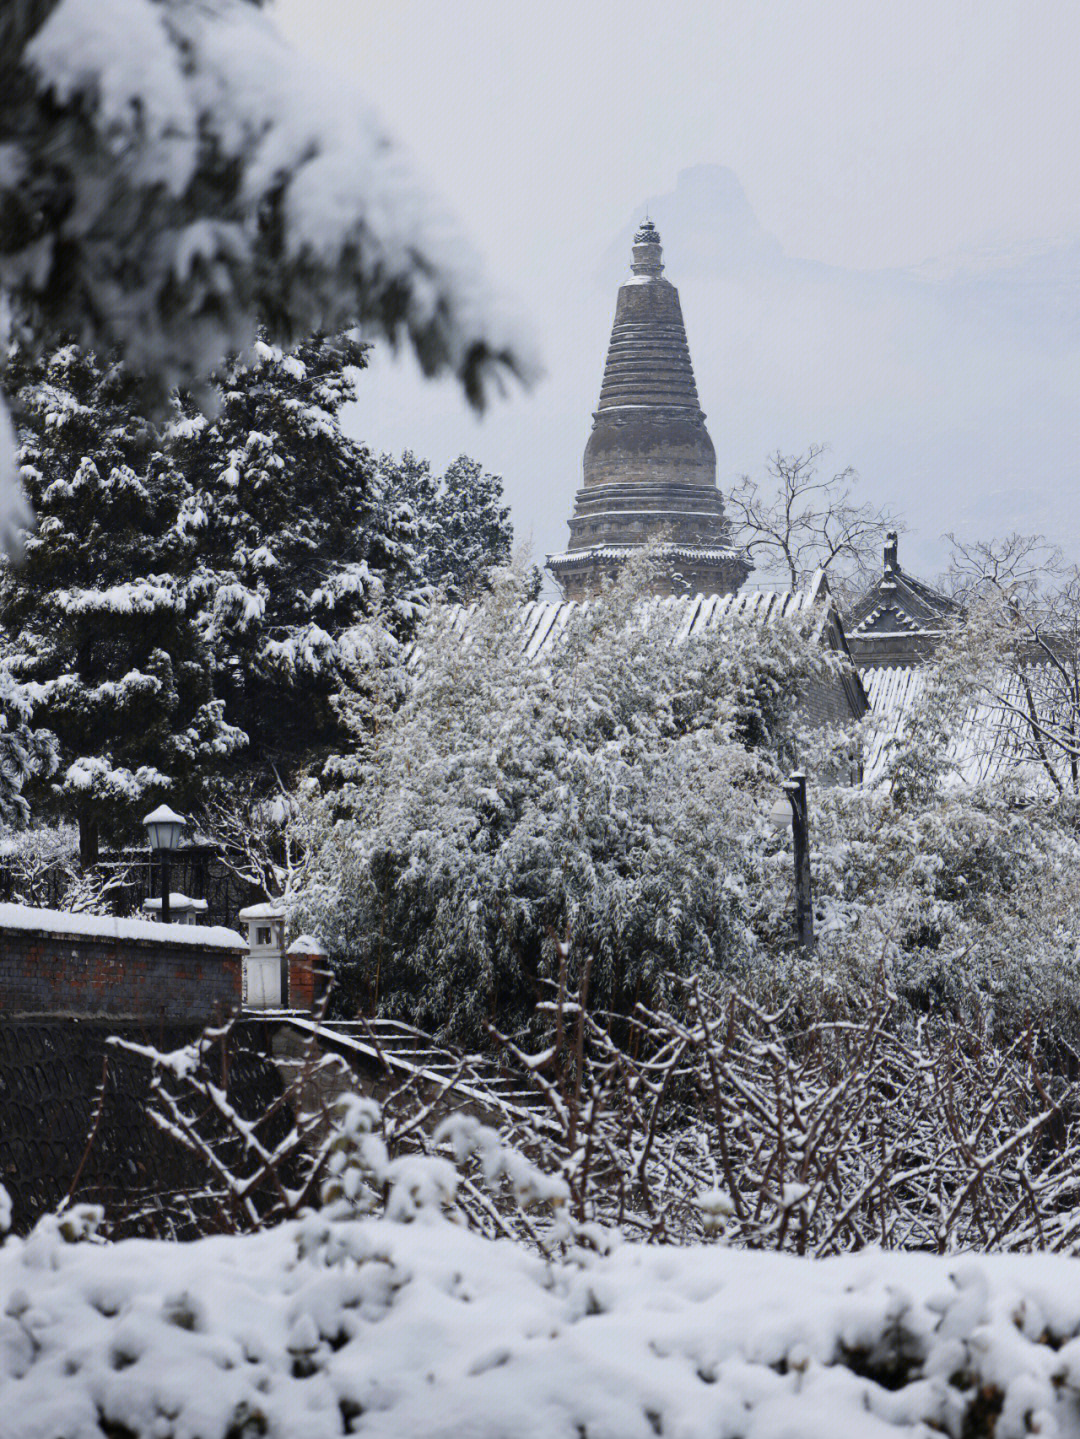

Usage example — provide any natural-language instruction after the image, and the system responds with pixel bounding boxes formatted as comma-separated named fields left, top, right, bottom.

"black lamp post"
left=768, top=771, right=814, bottom=952
left=143, top=805, right=186, bottom=923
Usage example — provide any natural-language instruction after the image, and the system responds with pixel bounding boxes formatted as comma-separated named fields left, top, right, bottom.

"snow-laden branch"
left=0, top=0, right=539, bottom=553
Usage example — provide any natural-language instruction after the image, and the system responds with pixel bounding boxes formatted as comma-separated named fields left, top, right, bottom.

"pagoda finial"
left=631, top=218, right=664, bottom=277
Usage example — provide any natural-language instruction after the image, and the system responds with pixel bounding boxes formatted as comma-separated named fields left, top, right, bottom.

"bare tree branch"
left=729, top=446, right=903, bottom=599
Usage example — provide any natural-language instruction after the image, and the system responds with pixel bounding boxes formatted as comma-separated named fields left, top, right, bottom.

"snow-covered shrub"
left=56, top=990, right=1080, bottom=1261
left=101, top=1018, right=571, bottom=1247
left=483, top=978, right=1080, bottom=1254
left=292, top=555, right=839, bottom=1043
left=11, top=1182, right=1080, bottom=1437
left=0, top=821, right=133, bottom=913
left=747, top=610, right=1080, bottom=1043
left=753, top=777, right=1080, bottom=1041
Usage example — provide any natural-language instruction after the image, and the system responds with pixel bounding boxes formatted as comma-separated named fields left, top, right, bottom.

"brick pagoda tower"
left=547, top=220, right=751, bottom=600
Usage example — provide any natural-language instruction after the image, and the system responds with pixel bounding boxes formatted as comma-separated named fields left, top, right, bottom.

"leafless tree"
left=196, top=771, right=318, bottom=903
left=937, top=534, right=1080, bottom=793
left=943, top=532, right=1065, bottom=607
left=729, top=445, right=903, bottom=601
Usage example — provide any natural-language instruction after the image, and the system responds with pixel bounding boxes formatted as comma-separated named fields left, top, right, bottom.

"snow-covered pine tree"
left=0, top=0, right=536, bottom=555
left=0, top=345, right=244, bottom=864
left=384, top=451, right=515, bottom=601
left=0, top=663, right=57, bottom=829
left=167, top=334, right=427, bottom=781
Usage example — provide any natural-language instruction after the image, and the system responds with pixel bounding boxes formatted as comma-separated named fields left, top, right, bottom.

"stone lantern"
left=238, top=902, right=286, bottom=1008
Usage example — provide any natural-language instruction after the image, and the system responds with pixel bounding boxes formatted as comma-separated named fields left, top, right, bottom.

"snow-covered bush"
left=95, top=1018, right=571, bottom=1247
left=73, top=985, right=1080, bottom=1258
left=747, top=611, right=1080, bottom=1043
left=11, top=1175, right=1080, bottom=1437
left=0, top=821, right=132, bottom=912
left=292, top=556, right=839, bottom=1042
left=753, top=776, right=1080, bottom=1041
left=493, top=980, right=1080, bottom=1253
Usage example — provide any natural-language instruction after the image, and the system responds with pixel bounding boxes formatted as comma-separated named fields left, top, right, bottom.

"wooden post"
left=783, top=772, right=814, bottom=952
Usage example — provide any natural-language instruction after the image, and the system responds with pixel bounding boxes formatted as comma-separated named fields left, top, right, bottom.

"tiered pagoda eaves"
left=547, top=221, right=751, bottom=600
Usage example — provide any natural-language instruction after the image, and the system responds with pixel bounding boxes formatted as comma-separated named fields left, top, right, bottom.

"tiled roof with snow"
left=519, top=588, right=826, bottom=657
left=407, top=580, right=867, bottom=721
left=418, top=579, right=843, bottom=665
left=863, top=663, right=1070, bottom=788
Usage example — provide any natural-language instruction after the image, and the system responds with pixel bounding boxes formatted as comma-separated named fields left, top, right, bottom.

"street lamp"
left=768, top=771, right=814, bottom=953
left=143, top=804, right=186, bottom=923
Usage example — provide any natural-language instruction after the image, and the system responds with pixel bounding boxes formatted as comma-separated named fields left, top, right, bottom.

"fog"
left=274, top=2, right=1080, bottom=587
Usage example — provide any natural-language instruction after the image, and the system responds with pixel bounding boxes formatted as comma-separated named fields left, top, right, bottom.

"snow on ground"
left=5, top=1210, right=1080, bottom=1438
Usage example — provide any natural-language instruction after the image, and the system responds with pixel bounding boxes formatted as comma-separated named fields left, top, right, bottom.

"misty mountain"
left=604, top=166, right=1080, bottom=578
left=347, top=164, right=1080, bottom=590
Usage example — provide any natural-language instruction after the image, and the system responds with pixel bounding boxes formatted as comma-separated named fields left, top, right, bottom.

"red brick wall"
left=0, top=927, right=243, bottom=1020
left=286, top=948, right=329, bottom=1011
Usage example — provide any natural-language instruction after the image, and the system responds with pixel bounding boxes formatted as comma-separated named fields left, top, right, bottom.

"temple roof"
left=846, top=533, right=958, bottom=637
left=845, top=533, right=959, bottom=668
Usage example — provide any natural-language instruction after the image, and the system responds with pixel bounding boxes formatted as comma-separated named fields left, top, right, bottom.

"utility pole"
left=783, top=771, right=814, bottom=952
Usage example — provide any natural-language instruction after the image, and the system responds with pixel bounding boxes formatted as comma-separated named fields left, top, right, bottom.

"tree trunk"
left=79, top=812, right=99, bottom=870
left=0, top=2, right=66, bottom=78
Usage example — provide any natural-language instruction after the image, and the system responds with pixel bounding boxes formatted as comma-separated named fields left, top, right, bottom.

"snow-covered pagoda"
left=547, top=221, right=751, bottom=600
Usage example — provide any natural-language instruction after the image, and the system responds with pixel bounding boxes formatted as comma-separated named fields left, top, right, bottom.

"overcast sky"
left=275, top=1, right=1080, bottom=588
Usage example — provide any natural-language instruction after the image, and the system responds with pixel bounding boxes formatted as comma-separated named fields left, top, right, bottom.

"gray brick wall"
left=0, top=927, right=243, bottom=1021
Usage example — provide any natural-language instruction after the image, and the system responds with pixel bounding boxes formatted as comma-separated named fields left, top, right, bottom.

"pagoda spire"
left=547, top=224, right=751, bottom=600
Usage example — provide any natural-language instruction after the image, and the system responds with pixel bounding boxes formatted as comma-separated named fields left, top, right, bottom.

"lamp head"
left=767, top=796, right=793, bottom=832
left=143, top=804, right=186, bottom=852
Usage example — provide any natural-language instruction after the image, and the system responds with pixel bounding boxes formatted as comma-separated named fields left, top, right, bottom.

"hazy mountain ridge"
left=611, top=165, right=1080, bottom=343
left=600, top=166, right=1080, bottom=575
left=348, top=163, right=1080, bottom=590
